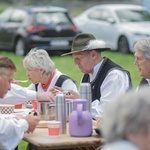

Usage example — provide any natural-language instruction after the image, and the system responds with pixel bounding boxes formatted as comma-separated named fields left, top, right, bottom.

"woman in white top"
left=23, top=48, right=77, bottom=94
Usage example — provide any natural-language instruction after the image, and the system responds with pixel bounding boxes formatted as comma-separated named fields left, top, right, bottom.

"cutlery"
left=16, top=80, right=29, bottom=83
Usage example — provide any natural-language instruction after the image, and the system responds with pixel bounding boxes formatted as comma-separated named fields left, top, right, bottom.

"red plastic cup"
left=14, top=104, right=22, bottom=109
left=48, top=121, right=61, bottom=137
left=32, top=100, right=37, bottom=110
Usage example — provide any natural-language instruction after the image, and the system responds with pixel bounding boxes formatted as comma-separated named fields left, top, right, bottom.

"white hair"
left=134, top=37, right=150, bottom=60
left=23, top=49, right=55, bottom=75
left=101, top=86, right=150, bottom=143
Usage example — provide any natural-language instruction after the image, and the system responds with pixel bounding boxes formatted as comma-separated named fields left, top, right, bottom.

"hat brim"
left=61, top=47, right=110, bottom=56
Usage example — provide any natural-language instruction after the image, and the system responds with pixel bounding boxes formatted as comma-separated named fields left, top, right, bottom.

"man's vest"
left=138, top=78, right=148, bottom=89
left=81, top=57, right=132, bottom=102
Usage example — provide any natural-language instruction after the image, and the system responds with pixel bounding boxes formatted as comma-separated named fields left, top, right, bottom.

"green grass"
left=0, top=4, right=11, bottom=12
left=0, top=50, right=141, bottom=149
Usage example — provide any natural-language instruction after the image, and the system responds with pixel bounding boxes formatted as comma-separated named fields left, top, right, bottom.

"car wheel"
left=15, top=38, right=25, bottom=56
left=118, top=36, right=130, bottom=53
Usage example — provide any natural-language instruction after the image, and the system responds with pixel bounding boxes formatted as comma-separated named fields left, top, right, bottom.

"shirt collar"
left=89, top=59, right=104, bottom=82
left=146, top=78, right=150, bottom=85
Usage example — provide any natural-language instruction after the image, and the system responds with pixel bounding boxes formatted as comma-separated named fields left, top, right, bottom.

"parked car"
left=0, top=6, right=80, bottom=56
left=74, top=4, right=150, bottom=53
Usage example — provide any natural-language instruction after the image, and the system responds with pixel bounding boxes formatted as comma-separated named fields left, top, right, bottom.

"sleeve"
left=26, top=83, right=36, bottom=91
left=0, top=115, right=28, bottom=150
left=61, top=79, right=78, bottom=93
left=0, top=84, right=37, bottom=104
left=91, top=70, right=130, bottom=119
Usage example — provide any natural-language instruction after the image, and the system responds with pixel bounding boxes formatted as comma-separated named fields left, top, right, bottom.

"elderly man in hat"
left=61, top=33, right=132, bottom=119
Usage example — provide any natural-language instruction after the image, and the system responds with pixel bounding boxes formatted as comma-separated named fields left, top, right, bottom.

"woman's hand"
left=36, top=92, right=55, bottom=102
left=49, top=86, right=63, bottom=96
left=50, top=86, right=79, bottom=99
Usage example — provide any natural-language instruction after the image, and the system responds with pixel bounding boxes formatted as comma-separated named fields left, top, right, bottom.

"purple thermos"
left=69, top=99, right=92, bottom=137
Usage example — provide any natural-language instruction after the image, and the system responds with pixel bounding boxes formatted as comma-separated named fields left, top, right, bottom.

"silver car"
left=74, top=4, right=150, bottom=53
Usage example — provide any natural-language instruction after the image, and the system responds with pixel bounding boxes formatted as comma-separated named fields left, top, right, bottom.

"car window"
left=9, top=9, right=27, bottom=23
left=116, top=9, right=150, bottom=22
left=88, top=9, right=114, bottom=22
left=35, top=12, right=71, bottom=25
left=0, top=8, right=13, bottom=22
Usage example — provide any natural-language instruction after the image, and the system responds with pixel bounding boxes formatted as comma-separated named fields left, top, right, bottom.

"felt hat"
left=61, top=33, right=110, bottom=56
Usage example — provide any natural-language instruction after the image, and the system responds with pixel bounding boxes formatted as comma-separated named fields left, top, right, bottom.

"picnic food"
left=29, top=110, right=38, bottom=116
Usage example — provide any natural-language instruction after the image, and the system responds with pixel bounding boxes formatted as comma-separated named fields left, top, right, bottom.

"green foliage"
left=0, top=4, right=12, bottom=12
left=18, top=140, right=28, bottom=150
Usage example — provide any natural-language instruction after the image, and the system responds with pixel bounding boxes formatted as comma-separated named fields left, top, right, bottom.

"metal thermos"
left=55, top=93, right=66, bottom=134
left=79, top=83, right=92, bottom=112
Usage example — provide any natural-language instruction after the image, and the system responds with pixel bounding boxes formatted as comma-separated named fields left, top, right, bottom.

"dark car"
left=0, top=6, right=80, bottom=55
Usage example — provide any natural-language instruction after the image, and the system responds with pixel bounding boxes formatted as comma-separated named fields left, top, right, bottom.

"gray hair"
left=134, top=37, right=150, bottom=60
left=23, top=49, right=55, bottom=75
left=101, top=86, right=150, bottom=143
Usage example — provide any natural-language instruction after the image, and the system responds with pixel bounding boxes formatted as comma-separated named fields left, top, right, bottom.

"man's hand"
left=23, top=115, right=40, bottom=133
left=65, top=90, right=79, bottom=99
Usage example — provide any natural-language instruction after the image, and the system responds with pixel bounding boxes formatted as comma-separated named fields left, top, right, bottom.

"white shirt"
left=0, top=84, right=36, bottom=104
left=27, top=69, right=78, bottom=93
left=0, top=114, right=28, bottom=150
left=102, top=140, right=139, bottom=150
left=88, top=60, right=130, bottom=119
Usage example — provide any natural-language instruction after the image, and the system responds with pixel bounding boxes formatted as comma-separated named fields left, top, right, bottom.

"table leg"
left=26, top=143, right=37, bottom=150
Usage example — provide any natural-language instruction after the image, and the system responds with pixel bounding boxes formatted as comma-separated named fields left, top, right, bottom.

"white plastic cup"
left=48, top=120, right=61, bottom=137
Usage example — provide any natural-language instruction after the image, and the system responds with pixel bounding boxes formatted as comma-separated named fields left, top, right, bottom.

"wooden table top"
left=23, top=126, right=104, bottom=150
